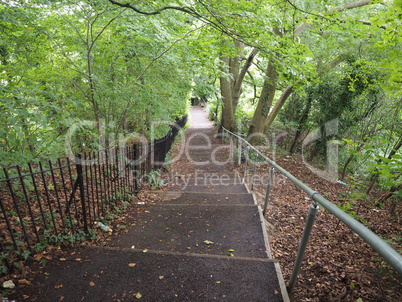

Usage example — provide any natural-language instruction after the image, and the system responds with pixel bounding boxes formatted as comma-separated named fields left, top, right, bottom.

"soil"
left=238, top=150, right=402, bottom=301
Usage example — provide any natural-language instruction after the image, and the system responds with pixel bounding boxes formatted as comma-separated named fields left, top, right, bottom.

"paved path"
left=9, top=106, right=288, bottom=301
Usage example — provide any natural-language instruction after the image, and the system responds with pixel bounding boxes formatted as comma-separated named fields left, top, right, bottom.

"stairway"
left=9, top=106, right=288, bottom=301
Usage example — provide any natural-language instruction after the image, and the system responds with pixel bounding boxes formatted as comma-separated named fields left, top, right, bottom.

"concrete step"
left=144, top=192, right=255, bottom=205
left=181, top=166, right=239, bottom=174
left=177, top=184, right=248, bottom=193
left=165, top=175, right=248, bottom=193
left=183, top=154, right=232, bottom=163
left=163, top=175, right=245, bottom=187
left=110, top=204, right=268, bottom=259
left=9, top=246, right=283, bottom=302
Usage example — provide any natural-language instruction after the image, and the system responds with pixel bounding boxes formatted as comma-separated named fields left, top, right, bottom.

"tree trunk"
left=247, top=60, right=276, bottom=142
left=220, top=56, right=236, bottom=132
left=264, top=86, right=294, bottom=131
left=366, top=134, right=402, bottom=194
left=340, top=136, right=370, bottom=181
left=376, top=184, right=402, bottom=205
left=246, top=0, right=371, bottom=143
left=289, top=95, right=313, bottom=153
left=219, top=45, right=257, bottom=132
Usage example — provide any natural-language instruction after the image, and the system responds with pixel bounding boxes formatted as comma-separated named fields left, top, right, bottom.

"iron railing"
left=219, top=126, right=402, bottom=294
left=0, top=114, right=187, bottom=274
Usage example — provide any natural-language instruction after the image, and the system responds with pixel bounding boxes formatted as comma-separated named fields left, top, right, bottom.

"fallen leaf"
left=203, top=240, right=213, bottom=245
left=89, top=281, right=95, bottom=287
left=55, top=284, right=63, bottom=289
left=128, top=263, right=136, bottom=267
left=159, top=276, right=164, bottom=280
left=18, top=279, right=31, bottom=285
left=228, top=249, right=235, bottom=252
left=143, top=249, right=148, bottom=253
left=135, top=292, right=142, bottom=299
left=75, top=258, right=81, bottom=261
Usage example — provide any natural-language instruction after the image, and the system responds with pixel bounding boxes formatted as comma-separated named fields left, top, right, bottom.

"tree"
left=219, top=43, right=257, bottom=132
left=246, top=0, right=389, bottom=142
left=0, top=0, right=198, bottom=166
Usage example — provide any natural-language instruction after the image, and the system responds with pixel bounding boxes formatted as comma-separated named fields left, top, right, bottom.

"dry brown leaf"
left=18, top=279, right=31, bottom=285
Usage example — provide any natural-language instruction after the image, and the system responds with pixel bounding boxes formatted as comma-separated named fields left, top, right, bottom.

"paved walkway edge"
left=252, top=167, right=290, bottom=302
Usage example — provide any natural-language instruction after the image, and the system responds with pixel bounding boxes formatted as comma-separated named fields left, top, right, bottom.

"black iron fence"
left=0, top=115, right=187, bottom=274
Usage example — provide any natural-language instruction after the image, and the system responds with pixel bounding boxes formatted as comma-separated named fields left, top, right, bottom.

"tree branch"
left=108, top=0, right=249, bottom=48
left=246, top=70, right=258, bottom=104
left=340, top=18, right=387, bottom=29
left=233, top=47, right=258, bottom=95
left=293, top=0, right=374, bottom=36
left=89, top=8, right=127, bottom=54
left=108, top=0, right=194, bottom=15
left=136, top=25, right=205, bottom=81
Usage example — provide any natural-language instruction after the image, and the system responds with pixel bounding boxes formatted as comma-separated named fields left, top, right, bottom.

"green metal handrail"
left=220, top=126, right=402, bottom=294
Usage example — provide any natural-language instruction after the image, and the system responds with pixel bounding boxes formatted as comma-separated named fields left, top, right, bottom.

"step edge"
left=257, top=205, right=290, bottom=302
left=87, top=245, right=278, bottom=263
left=144, top=203, right=258, bottom=207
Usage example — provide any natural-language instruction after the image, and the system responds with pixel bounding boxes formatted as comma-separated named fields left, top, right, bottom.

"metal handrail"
left=220, top=126, right=402, bottom=294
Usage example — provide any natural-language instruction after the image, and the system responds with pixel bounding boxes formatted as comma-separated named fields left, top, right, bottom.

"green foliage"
left=338, top=175, right=369, bottom=225
left=339, top=135, right=402, bottom=208
left=0, top=0, right=193, bottom=167
left=147, top=170, right=164, bottom=189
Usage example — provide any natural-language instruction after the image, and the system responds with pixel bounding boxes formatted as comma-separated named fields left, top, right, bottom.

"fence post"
left=263, top=167, right=275, bottom=216
left=287, top=199, right=320, bottom=295
left=251, top=152, right=259, bottom=190
left=243, top=145, right=249, bottom=180
left=238, top=138, right=242, bottom=166
left=75, top=154, right=88, bottom=233
left=133, top=144, right=139, bottom=191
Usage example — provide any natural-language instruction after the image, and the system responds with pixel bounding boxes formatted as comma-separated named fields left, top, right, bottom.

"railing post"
left=287, top=199, right=320, bottom=295
left=263, top=166, right=274, bottom=216
left=238, top=138, right=242, bottom=166
left=133, top=144, right=139, bottom=191
left=75, top=154, right=88, bottom=233
left=243, top=145, right=249, bottom=180
left=251, top=152, right=258, bottom=190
